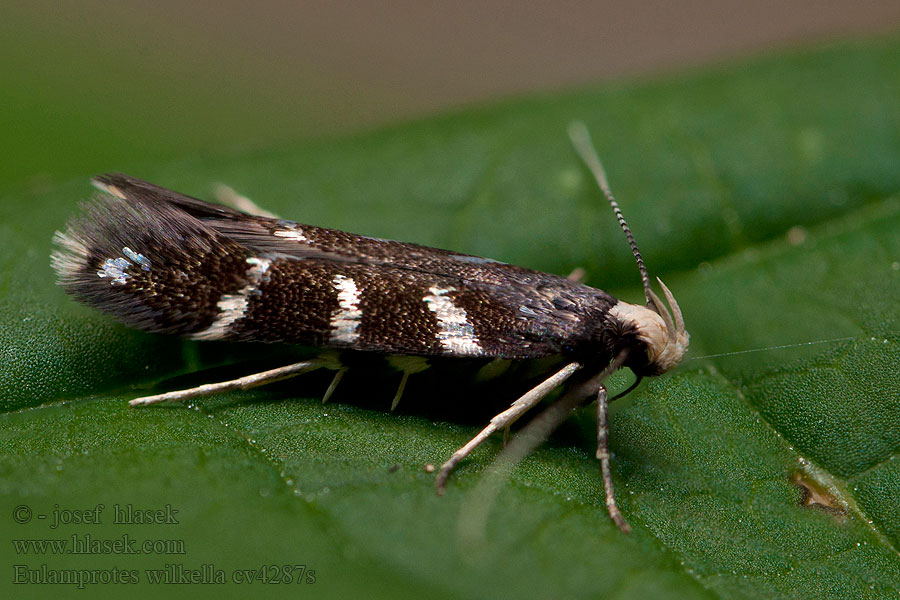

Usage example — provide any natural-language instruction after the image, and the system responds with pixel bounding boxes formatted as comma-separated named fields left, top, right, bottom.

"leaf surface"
left=2, top=36, right=900, bottom=599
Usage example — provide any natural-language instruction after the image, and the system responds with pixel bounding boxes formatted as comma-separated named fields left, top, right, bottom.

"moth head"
left=607, top=278, right=689, bottom=376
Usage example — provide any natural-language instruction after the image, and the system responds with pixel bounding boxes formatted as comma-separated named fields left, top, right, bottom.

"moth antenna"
left=568, top=121, right=652, bottom=305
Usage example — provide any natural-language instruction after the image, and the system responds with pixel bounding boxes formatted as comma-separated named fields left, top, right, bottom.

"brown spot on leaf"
left=793, top=472, right=847, bottom=517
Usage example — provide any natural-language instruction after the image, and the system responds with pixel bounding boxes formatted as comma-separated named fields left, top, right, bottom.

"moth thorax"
left=607, top=301, right=689, bottom=375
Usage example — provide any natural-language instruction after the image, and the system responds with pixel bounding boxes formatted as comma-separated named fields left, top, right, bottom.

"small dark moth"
left=51, top=123, right=688, bottom=532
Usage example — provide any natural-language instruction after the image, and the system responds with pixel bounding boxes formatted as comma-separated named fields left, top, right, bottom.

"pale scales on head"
left=607, top=278, right=689, bottom=375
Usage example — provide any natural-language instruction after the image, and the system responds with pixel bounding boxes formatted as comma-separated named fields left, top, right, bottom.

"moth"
left=51, top=123, right=688, bottom=532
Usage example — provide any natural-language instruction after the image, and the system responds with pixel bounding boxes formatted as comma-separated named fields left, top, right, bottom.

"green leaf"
left=3, top=36, right=900, bottom=599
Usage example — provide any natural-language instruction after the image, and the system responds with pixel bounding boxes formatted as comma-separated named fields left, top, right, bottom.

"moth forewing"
left=51, top=124, right=688, bottom=533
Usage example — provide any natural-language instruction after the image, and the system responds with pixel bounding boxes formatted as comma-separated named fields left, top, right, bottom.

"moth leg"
left=474, top=358, right=511, bottom=382
left=435, top=361, right=582, bottom=494
left=129, top=360, right=324, bottom=406
left=390, top=371, right=410, bottom=412
left=212, top=183, right=280, bottom=219
left=321, top=367, right=348, bottom=404
left=386, top=355, right=430, bottom=411
left=596, top=384, right=631, bottom=532
left=566, top=267, right=586, bottom=283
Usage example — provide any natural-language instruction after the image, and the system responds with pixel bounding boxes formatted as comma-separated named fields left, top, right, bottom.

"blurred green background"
left=3, top=0, right=900, bottom=186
